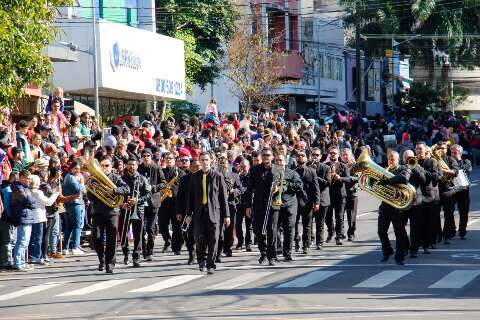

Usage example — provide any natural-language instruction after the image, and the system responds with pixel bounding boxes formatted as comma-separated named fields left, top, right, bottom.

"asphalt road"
left=1, top=171, right=480, bottom=320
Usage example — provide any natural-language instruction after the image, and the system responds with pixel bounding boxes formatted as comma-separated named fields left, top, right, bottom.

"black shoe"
left=162, top=242, right=171, bottom=253
left=123, top=256, right=129, bottom=265
left=259, top=255, right=267, bottom=264
left=207, top=268, right=215, bottom=275
left=295, top=243, right=300, bottom=252
left=460, top=235, right=466, bottom=240
left=173, top=251, right=181, bottom=256
left=106, top=268, right=114, bottom=274
left=444, top=240, right=451, bottom=245
left=423, top=248, right=431, bottom=254
left=98, top=263, right=104, bottom=271
left=381, top=254, right=391, bottom=262
left=284, top=255, right=293, bottom=262
left=316, top=244, right=323, bottom=250
left=246, top=245, right=252, bottom=252
left=133, top=260, right=140, bottom=268
left=235, top=244, right=243, bottom=250
left=395, top=259, right=405, bottom=266
left=199, top=261, right=206, bottom=272
left=268, top=259, right=275, bottom=266
left=215, top=256, right=222, bottom=263
left=302, top=248, right=308, bottom=254
left=341, top=234, right=346, bottom=240
left=335, top=239, right=343, bottom=245
left=348, top=235, right=355, bottom=242
left=146, top=255, right=153, bottom=262
left=187, top=254, right=194, bottom=265
left=326, top=234, right=333, bottom=243
left=409, top=252, right=417, bottom=259
left=225, top=251, right=232, bottom=257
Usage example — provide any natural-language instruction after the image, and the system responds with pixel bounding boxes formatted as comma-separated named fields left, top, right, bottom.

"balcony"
left=273, top=50, right=304, bottom=80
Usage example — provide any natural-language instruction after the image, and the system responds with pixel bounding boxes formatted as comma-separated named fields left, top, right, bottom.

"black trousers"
left=454, top=189, right=470, bottom=237
left=377, top=206, right=409, bottom=262
left=326, top=198, right=346, bottom=239
left=406, top=205, right=428, bottom=253
left=295, top=205, right=313, bottom=249
left=93, top=214, right=118, bottom=269
left=143, top=206, right=159, bottom=256
left=314, top=205, right=329, bottom=245
left=345, top=196, right=358, bottom=237
left=441, top=194, right=456, bottom=239
left=427, top=201, right=442, bottom=244
left=236, top=205, right=252, bottom=247
left=119, top=212, right=144, bottom=260
left=194, top=207, right=220, bottom=269
left=183, top=218, right=195, bottom=256
left=279, top=205, right=297, bottom=257
left=253, top=208, right=279, bottom=260
left=223, top=203, right=237, bottom=253
left=159, top=200, right=184, bottom=252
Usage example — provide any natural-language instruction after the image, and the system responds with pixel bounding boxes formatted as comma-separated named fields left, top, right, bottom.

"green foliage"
left=0, top=0, right=72, bottom=108
left=165, top=100, right=200, bottom=121
left=155, top=0, right=237, bottom=94
left=338, top=0, right=480, bottom=68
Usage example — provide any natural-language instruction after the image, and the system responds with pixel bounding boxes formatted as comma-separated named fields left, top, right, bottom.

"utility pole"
left=355, top=0, right=362, bottom=116
left=91, top=0, right=100, bottom=121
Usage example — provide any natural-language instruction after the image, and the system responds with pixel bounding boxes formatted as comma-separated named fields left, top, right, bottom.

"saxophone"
left=431, top=144, right=452, bottom=181
left=271, top=164, right=285, bottom=210
left=160, top=170, right=179, bottom=203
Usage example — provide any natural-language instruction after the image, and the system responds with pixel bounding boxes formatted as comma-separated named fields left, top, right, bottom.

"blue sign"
left=155, top=78, right=184, bottom=98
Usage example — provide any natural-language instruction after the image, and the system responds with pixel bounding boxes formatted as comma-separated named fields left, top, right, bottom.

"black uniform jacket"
left=295, top=165, right=320, bottom=209
left=121, top=172, right=151, bottom=217
left=315, top=162, right=331, bottom=207
left=138, top=162, right=166, bottom=208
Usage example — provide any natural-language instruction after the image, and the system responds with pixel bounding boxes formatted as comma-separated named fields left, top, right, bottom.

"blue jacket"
left=62, top=173, right=85, bottom=206
left=1, top=182, right=12, bottom=221
left=10, top=181, right=37, bottom=226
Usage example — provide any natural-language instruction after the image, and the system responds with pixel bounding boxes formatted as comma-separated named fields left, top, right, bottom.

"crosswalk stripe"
left=207, top=272, right=274, bottom=290
left=353, top=270, right=413, bottom=288
left=0, top=282, right=64, bottom=301
left=429, top=270, right=480, bottom=289
left=57, top=279, right=135, bottom=296
left=276, top=271, right=341, bottom=288
left=129, top=275, right=203, bottom=293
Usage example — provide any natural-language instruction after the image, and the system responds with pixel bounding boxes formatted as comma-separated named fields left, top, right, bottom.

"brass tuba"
left=353, top=149, right=416, bottom=211
left=85, top=158, right=124, bottom=208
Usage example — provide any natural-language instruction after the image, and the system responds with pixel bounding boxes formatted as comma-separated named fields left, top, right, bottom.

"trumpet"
left=406, top=156, right=418, bottom=169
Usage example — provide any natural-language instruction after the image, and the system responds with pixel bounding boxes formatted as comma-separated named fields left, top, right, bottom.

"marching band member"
left=185, top=152, right=230, bottom=275
left=89, top=157, right=130, bottom=274
left=294, top=150, right=319, bottom=254
left=325, top=146, right=350, bottom=245
left=341, top=148, right=358, bottom=241
left=377, top=151, right=409, bottom=265
left=138, top=148, right=166, bottom=261
left=120, top=158, right=151, bottom=267
left=235, top=159, right=253, bottom=251
left=451, top=144, right=472, bottom=239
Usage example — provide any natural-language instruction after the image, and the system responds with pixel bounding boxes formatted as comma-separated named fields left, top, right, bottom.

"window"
left=126, top=8, right=132, bottom=26
left=326, top=56, right=334, bottom=79
left=303, top=18, right=313, bottom=41
left=336, top=58, right=343, bottom=81
left=318, top=54, right=324, bottom=78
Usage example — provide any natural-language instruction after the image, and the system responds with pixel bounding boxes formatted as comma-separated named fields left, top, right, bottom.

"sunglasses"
left=142, top=154, right=151, bottom=158
left=180, top=159, right=190, bottom=162
left=312, top=153, right=320, bottom=157
left=262, top=153, right=272, bottom=157
left=101, top=164, right=111, bottom=167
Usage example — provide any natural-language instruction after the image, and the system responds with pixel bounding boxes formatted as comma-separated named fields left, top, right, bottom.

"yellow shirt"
left=202, top=173, right=207, bottom=205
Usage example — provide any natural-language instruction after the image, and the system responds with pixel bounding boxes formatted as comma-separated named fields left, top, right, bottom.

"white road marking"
left=0, top=282, right=64, bottom=301
left=276, top=270, right=341, bottom=288
left=129, top=275, right=203, bottom=293
left=358, top=211, right=376, bottom=217
left=467, top=218, right=480, bottom=226
left=57, top=279, right=135, bottom=296
left=429, top=270, right=480, bottom=289
left=206, top=272, right=274, bottom=290
left=353, top=270, right=413, bottom=288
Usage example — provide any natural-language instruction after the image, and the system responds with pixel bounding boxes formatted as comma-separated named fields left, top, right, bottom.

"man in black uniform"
left=325, top=147, right=350, bottom=245
left=160, top=151, right=186, bottom=254
left=310, top=148, right=331, bottom=250
left=451, top=144, right=472, bottom=240
left=275, top=153, right=303, bottom=262
left=402, top=150, right=427, bottom=258
left=185, top=152, right=230, bottom=274
left=377, top=151, right=410, bottom=265
left=294, top=151, right=320, bottom=254
left=435, top=141, right=459, bottom=243
left=138, top=148, right=165, bottom=261
left=245, top=147, right=277, bottom=265
left=235, top=159, right=252, bottom=251
left=415, top=142, right=441, bottom=249
left=89, top=157, right=130, bottom=274
left=176, top=157, right=200, bottom=265
left=120, top=158, right=151, bottom=267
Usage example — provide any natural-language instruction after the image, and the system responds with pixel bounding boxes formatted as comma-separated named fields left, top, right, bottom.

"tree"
left=224, top=16, right=285, bottom=114
left=338, top=0, right=480, bottom=68
left=155, top=0, right=237, bottom=94
left=0, top=0, right=72, bottom=108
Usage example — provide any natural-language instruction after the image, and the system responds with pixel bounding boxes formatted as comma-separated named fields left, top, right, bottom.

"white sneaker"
left=71, top=248, right=84, bottom=255
left=62, top=249, right=70, bottom=256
